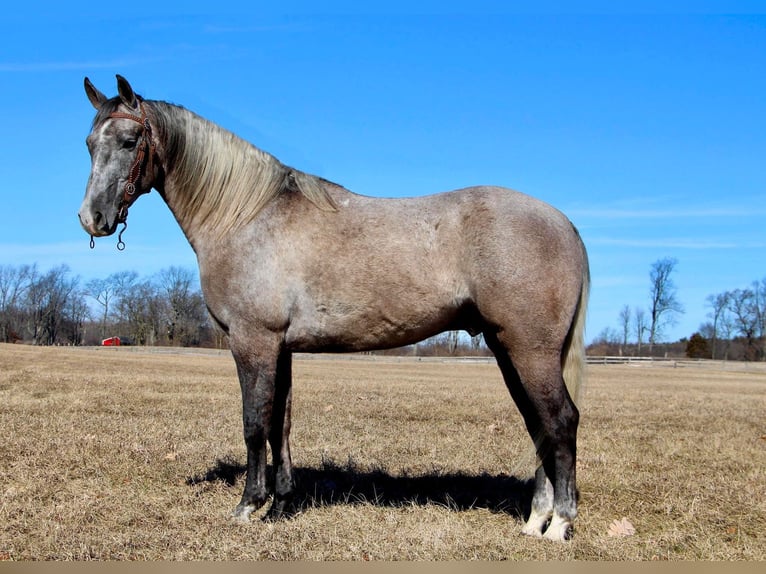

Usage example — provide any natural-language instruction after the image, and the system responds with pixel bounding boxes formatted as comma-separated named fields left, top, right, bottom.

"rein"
left=90, top=101, right=156, bottom=250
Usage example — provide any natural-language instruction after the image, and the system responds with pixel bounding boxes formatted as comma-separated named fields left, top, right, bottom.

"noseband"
left=90, top=100, right=156, bottom=250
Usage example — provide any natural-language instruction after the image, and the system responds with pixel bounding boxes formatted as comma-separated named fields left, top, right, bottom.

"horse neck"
left=152, top=102, right=288, bottom=247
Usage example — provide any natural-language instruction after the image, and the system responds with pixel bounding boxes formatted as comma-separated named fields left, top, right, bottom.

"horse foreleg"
left=264, top=350, right=295, bottom=520
left=230, top=342, right=280, bottom=522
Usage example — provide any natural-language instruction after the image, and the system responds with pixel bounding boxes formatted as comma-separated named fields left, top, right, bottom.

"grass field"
left=0, top=343, right=764, bottom=560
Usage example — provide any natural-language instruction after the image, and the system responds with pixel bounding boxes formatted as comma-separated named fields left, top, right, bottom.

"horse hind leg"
left=522, top=464, right=555, bottom=537
left=485, top=331, right=579, bottom=541
left=523, top=359, right=578, bottom=542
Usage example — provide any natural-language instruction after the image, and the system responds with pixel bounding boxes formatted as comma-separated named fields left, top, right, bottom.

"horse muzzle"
left=78, top=207, right=117, bottom=237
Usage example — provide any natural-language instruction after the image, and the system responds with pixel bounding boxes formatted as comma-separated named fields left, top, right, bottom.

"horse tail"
left=562, top=238, right=590, bottom=408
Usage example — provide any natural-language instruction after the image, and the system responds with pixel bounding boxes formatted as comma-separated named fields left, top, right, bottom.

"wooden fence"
left=586, top=355, right=766, bottom=372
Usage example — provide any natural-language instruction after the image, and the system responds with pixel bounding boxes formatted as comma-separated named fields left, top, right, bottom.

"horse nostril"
left=94, top=211, right=103, bottom=225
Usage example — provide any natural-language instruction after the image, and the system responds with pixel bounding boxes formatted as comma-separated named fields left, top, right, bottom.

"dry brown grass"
left=0, top=343, right=764, bottom=560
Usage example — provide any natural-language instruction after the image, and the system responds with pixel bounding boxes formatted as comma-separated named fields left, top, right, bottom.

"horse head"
left=79, top=75, right=158, bottom=244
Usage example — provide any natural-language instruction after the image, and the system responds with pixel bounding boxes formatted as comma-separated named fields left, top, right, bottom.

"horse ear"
left=116, top=74, right=140, bottom=112
left=84, top=77, right=107, bottom=109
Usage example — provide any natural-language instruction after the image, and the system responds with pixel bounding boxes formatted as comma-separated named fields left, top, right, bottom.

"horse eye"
left=122, top=139, right=138, bottom=150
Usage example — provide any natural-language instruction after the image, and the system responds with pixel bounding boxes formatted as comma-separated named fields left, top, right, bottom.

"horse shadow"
left=186, top=457, right=534, bottom=520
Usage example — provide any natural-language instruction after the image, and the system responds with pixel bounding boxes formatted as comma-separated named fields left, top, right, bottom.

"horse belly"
left=284, top=291, right=461, bottom=353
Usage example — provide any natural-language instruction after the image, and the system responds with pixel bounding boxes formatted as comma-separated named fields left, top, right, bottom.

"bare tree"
left=728, top=288, right=762, bottom=360
left=114, top=277, right=162, bottom=345
left=595, top=327, right=620, bottom=346
left=618, top=305, right=631, bottom=356
left=445, top=331, right=460, bottom=355
left=698, top=321, right=715, bottom=340
left=754, top=278, right=766, bottom=356
left=86, top=274, right=120, bottom=340
left=63, top=287, right=90, bottom=345
left=157, top=266, right=207, bottom=346
left=108, top=271, right=139, bottom=337
left=0, top=264, right=34, bottom=342
left=718, top=304, right=736, bottom=360
left=2, top=263, right=216, bottom=348
left=470, top=333, right=483, bottom=353
left=706, top=291, right=731, bottom=360
left=634, top=307, right=647, bottom=354
left=25, top=265, right=79, bottom=345
left=648, top=257, right=683, bottom=353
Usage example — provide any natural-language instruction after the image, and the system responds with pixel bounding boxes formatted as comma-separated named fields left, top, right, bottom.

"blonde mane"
left=153, top=102, right=336, bottom=236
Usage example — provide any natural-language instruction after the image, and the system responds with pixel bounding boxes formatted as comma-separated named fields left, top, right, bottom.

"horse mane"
left=96, top=97, right=337, bottom=236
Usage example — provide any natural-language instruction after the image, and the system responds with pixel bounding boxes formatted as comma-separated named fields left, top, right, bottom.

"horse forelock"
left=147, top=101, right=336, bottom=237
left=90, top=94, right=144, bottom=128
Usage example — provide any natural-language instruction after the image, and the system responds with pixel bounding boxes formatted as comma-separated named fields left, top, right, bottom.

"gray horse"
left=79, top=75, right=590, bottom=541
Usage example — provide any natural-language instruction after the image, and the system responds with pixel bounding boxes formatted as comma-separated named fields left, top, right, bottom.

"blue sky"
left=1, top=2, right=764, bottom=344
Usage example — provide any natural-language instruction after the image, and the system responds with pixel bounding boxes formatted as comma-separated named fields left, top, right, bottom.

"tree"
left=698, top=321, right=715, bottom=341
left=618, top=305, right=631, bottom=355
left=0, top=264, right=34, bottom=343
left=114, top=278, right=163, bottom=345
left=470, top=333, right=483, bottom=353
left=444, top=331, right=460, bottom=355
left=648, top=257, right=684, bottom=353
left=595, top=327, right=620, bottom=346
left=108, top=271, right=140, bottom=339
left=706, top=291, right=731, bottom=360
left=633, top=307, right=647, bottom=354
left=25, top=265, right=78, bottom=345
left=685, top=332, right=711, bottom=359
left=62, top=287, right=90, bottom=345
left=86, top=274, right=122, bottom=340
left=754, top=278, right=766, bottom=357
left=728, top=288, right=762, bottom=360
left=1, top=263, right=220, bottom=347
left=157, top=266, right=207, bottom=346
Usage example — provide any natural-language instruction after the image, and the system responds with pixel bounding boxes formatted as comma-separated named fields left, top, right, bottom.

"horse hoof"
left=542, top=515, right=574, bottom=542
left=263, top=499, right=296, bottom=522
left=520, top=525, right=544, bottom=538
left=231, top=504, right=256, bottom=523
left=520, top=510, right=550, bottom=538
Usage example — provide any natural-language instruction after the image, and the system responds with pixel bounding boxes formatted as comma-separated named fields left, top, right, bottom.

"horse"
left=78, top=75, right=589, bottom=542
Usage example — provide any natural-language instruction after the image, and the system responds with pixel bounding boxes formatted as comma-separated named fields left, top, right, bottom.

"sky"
left=1, top=1, right=764, bottom=344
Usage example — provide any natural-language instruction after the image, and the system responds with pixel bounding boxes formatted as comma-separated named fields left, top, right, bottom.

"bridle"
left=89, top=100, right=156, bottom=250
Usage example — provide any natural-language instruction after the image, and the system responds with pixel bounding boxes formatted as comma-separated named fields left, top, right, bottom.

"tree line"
left=0, top=264, right=218, bottom=348
left=5, top=258, right=764, bottom=361
left=0, top=261, right=493, bottom=355
left=0, top=261, right=492, bottom=355
left=590, top=256, right=766, bottom=361
left=698, top=280, right=766, bottom=361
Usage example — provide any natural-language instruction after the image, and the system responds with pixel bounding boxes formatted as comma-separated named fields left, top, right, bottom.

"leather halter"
left=109, top=101, right=156, bottom=225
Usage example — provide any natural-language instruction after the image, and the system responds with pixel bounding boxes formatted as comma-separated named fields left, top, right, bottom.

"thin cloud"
left=570, top=207, right=766, bottom=219
left=587, top=237, right=766, bottom=249
left=0, top=57, right=162, bottom=73
left=203, top=23, right=314, bottom=34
